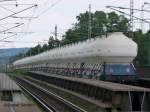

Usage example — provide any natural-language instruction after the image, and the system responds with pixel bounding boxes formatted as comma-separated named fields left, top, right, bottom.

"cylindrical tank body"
left=13, top=32, right=138, bottom=81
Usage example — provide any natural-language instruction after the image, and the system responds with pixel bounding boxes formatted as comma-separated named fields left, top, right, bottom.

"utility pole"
left=141, top=3, right=145, bottom=32
left=148, top=20, right=150, bottom=65
left=141, top=2, right=150, bottom=32
left=130, top=0, right=134, bottom=37
left=55, top=25, right=57, bottom=40
left=38, top=41, right=40, bottom=54
left=30, top=49, right=31, bottom=56
left=88, top=4, right=92, bottom=39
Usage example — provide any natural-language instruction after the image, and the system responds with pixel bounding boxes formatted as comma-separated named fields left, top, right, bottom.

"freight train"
left=13, top=32, right=138, bottom=81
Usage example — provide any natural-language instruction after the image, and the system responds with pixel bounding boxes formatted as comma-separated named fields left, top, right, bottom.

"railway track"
left=13, top=76, right=87, bottom=112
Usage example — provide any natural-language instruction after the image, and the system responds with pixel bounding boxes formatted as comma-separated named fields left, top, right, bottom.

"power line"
left=22, top=6, right=37, bottom=40
left=54, top=25, right=57, bottom=40
left=107, top=0, right=121, bottom=5
left=0, top=34, right=17, bottom=41
left=0, top=24, right=8, bottom=29
left=107, top=6, right=150, bottom=13
left=0, top=3, right=37, bottom=6
left=0, top=0, right=16, bottom=2
left=0, top=1, right=39, bottom=48
left=0, top=40, right=46, bottom=43
left=0, top=23, right=24, bottom=34
left=0, top=4, right=37, bottom=21
left=0, top=5, right=15, bottom=13
left=130, top=0, right=134, bottom=37
left=140, top=2, right=150, bottom=32
left=11, top=16, right=38, bottom=19
left=106, top=6, right=150, bottom=24
left=7, top=31, right=34, bottom=34
left=37, top=0, right=62, bottom=17
left=0, top=23, right=24, bottom=33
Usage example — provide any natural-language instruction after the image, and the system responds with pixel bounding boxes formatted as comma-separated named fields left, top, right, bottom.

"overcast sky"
left=0, top=0, right=149, bottom=48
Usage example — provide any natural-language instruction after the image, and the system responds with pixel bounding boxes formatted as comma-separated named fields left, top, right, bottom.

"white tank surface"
left=13, top=32, right=138, bottom=66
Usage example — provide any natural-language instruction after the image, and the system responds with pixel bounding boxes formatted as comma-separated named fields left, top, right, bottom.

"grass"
left=8, top=69, right=28, bottom=77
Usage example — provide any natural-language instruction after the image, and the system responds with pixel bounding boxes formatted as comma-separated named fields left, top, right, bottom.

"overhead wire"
left=0, top=23, right=24, bottom=33
left=0, top=24, right=8, bottom=29
left=107, top=0, right=122, bottom=6
left=37, top=0, right=63, bottom=17
left=1, top=0, right=140, bottom=48
left=107, top=6, right=150, bottom=13
left=12, top=0, right=63, bottom=47
left=0, top=40, right=46, bottom=43
left=0, top=0, right=38, bottom=49
left=0, top=34, right=17, bottom=41
left=19, top=5, right=38, bottom=42
left=0, top=5, right=15, bottom=13
left=0, top=4, right=37, bottom=6
left=0, top=0, right=16, bottom=2
left=0, top=4, right=37, bottom=21
left=25, top=6, right=37, bottom=32
left=107, top=6, right=150, bottom=23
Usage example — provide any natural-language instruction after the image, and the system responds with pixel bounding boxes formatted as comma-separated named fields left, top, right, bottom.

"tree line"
left=13, top=11, right=150, bottom=65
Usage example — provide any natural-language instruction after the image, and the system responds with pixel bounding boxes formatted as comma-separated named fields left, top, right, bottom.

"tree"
left=30, top=44, right=42, bottom=55
left=48, top=36, right=60, bottom=49
left=41, top=44, right=48, bottom=52
left=132, top=30, right=149, bottom=65
left=63, top=11, right=129, bottom=44
left=93, top=11, right=107, bottom=37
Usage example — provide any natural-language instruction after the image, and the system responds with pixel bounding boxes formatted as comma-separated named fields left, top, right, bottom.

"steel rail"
left=15, top=78, right=57, bottom=112
left=14, top=77, right=87, bottom=112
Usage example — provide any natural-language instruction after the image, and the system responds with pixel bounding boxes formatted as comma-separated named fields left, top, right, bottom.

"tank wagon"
left=13, top=32, right=138, bottom=81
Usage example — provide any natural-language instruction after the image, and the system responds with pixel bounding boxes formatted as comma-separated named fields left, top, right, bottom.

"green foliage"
left=131, top=30, right=149, bottom=65
left=41, top=44, right=49, bottom=52
left=23, top=36, right=60, bottom=57
left=9, top=69, right=27, bottom=77
left=62, top=11, right=129, bottom=45
left=107, top=12, right=129, bottom=32
left=48, top=36, right=60, bottom=49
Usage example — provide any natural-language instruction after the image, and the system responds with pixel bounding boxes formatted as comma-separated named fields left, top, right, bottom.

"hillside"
left=0, top=48, right=29, bottom=70
left=0, top=48, right=29, bottom=57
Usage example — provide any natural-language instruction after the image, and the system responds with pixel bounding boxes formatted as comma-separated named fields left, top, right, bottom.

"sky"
left=0, top=0, right=149, bottom=48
